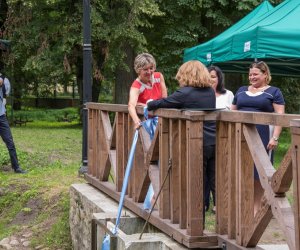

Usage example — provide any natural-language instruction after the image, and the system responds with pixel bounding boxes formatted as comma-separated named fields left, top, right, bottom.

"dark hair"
left=207, top=65, right=226, bottom=94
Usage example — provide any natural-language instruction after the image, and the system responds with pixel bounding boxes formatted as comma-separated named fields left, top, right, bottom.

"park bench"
left=13, top=116, right=33, bottom=126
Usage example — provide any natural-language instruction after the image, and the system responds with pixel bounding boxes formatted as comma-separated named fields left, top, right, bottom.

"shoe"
left=14, top=168, right=27, bottom=174
left=212, top=206, right=216, bottom=214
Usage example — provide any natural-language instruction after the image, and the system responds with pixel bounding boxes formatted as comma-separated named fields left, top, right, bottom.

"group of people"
left=128, top=53, right=285, bottom=216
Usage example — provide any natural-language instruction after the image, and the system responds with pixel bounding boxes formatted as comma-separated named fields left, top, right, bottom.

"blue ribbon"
left=102, top=107, right=158, bottom=248
left=102, top=129, right=139, bottom=249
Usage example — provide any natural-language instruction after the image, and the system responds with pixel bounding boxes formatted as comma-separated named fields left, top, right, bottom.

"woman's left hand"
left=267, top=137, right=278, bottom=150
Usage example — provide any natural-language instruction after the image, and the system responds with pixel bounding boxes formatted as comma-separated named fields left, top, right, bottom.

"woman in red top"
left=128, top=53, right=167, bottom=129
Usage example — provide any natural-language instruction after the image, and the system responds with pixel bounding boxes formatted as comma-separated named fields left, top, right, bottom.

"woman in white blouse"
left=205, top=65, right=234, bottom=213
left=208, top=66, right=234, bottom=110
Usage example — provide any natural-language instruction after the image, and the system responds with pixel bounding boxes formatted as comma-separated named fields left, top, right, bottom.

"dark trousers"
left=0, top=115, right=20, bottom=170
left=203, top=145, right=216, bottom=209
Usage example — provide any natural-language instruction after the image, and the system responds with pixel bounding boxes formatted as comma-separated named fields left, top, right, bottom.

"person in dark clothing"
left=0, top=74, right=27, bottom=174
left=147, top=60, right=216, bottom=221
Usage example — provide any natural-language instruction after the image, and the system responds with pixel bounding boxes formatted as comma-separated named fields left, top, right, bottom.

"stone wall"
left=69, top=183, right=188, bottom=250
left=69, top=183, right=119, bottom=250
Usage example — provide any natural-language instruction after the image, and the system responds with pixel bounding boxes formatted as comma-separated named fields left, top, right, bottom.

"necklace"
left=252, top=85, right=266, bottom=90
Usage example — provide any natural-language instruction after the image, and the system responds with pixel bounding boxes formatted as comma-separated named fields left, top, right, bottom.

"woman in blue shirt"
left=231, top=61, right=285, bottom=214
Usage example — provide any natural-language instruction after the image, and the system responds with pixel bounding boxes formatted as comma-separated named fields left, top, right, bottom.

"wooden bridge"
left=85, top=103, right=300, bottom=250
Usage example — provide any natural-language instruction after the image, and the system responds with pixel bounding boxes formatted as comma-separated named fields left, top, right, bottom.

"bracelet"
left=272, top=136, right=279, bottom=141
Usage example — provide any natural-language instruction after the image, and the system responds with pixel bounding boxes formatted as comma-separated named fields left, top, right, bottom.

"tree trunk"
left=92, top=78, right=101, bottom=102
left=114, top=44, right=135, bottom=104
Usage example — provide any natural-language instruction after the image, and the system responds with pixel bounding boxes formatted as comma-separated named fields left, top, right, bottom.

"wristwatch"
left=272, top=136, right=279, bottom=141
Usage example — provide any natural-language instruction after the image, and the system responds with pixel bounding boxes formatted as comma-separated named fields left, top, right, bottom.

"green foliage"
left=7, top=107, right=80, bottom=122
left=3, top=0, right=296, bottom=108
left=143, top=0, right=267, bottom=90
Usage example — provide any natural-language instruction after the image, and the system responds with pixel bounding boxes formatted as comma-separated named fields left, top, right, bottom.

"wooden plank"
left=243, top=124, right=276, bottom=181
left=153, top=108, right=220, bottom=121
left=243, top=124, right=296, bottom=249
left=100, top=111, right=113, bottom=147
left=235, top=123, right=242, bottom=243
left=132, top=131, right=145, bottom=202
left=97, top=111, right=111, bottom=181
left=140, top=125, right=152, bottom=154
left=95, top=110, right=102, bottom=179
left=85, top=175, right=219, bottom=249
left=220, top=110, right=300, bottom=128
left=216, top=121, right=229, bottom=235
left=122, top=114, right=129, bottom=185
left=87, top=103, right=300, bottom=127
left=88, top=109, right=95, bottom=176
left=87, top=103, right=129, bottom=112
left=135, top=168, right=151, bottom=202
left=237, top=124, right=254, bottom=245
left=110, top=114, right=116, bottom=149
left=291, top=120, right=300, bottom=250
left=271, top=146, right=293, bottom=194
left=218, top=235, right=265, bottom=250
left=145, top=128, right=159, bottom=165
left=170, top=119, right=180, bottom=224
left=159, top=118, right=170, bottom=219
left=116, top=113, right=124, bottom=192
left=179, top=120, right=187, bottom=229
left=228, top=122, right=237, bottom=239
left=127, top=119, right=134, bottom=198
left=186, top=120, right=203, bottom=236
left=244, top=195, right=273, bottom=246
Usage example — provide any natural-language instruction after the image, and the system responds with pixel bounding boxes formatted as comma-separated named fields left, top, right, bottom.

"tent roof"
left=184, top=0, right=300, bottom=77
left=216, top=0, right=300, bottom=76
left=183, top=0, right=274, bottom=64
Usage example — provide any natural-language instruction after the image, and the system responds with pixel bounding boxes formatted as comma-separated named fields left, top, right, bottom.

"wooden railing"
left=85, top=103, right=300, bottom=250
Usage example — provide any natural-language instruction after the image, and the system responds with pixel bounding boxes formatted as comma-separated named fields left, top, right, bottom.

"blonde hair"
left=134, top=53, right=156, bottom=74
left=175, top=60, right=212, bottom=87
left=249, top=61, right=272, bottom=84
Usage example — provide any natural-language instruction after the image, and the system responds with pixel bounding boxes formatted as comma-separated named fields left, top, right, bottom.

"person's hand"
left=0, top=78, right=3, bottom=86
left=134, top=120, right=142, bottom=130
left=267, top=137, right=278, bottom=150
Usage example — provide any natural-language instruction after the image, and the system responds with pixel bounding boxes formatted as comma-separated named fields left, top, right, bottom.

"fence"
left=85, top=103, right=300, bottom=249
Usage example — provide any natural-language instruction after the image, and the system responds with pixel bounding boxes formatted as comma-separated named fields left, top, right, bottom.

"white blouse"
left=216, top=90, right=234, bottom=109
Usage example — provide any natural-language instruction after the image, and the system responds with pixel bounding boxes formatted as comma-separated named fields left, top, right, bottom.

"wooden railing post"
left=186, top=120, right=203, bottom=236
left=159, top=117, right=170, bottom=219
left=228, top=122, right=237, bottom=239
left=179, top=120, right=187, bottom=229
left=236, top=123, right=254, bottom=245
left=291, top=119, right=300, bottom=250
left=216, top=121, right=229, bottom=235
left=170, top=119, right=180, bottom=224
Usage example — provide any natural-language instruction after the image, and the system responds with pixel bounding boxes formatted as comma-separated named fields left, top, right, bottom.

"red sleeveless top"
left=131, top=72, right=162, bottom=104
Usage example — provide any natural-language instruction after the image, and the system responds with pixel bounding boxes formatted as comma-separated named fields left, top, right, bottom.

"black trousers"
left=203, top=145, right=216, bottom=209
left=0, top=114, right=20, bottom=170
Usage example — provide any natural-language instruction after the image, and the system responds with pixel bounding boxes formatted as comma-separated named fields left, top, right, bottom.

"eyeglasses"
left=249, top=61, right=267, bottom=71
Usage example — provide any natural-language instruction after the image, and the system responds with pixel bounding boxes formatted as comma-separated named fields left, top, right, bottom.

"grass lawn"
left=0, top=119, right=85, bottom=249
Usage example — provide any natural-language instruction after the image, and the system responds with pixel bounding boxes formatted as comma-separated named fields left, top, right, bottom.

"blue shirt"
left=232, top=85, right=285, bottom=112
left=0, top=77, right=11, bottom=116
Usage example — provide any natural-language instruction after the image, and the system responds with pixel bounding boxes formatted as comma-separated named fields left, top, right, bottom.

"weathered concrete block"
left=69, top=183, right=188, bottom=250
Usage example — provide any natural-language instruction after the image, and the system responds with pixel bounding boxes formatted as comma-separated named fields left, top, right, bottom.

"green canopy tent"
left=213, top=0, right=300, bottom=76
left=184, top=0, right=300, bottom=77
left=183, top=0, right=274, bottom=65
